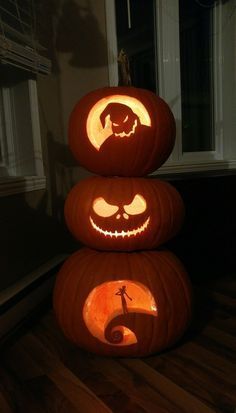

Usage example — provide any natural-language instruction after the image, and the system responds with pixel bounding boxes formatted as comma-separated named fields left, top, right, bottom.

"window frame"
left=105, top=0, right=236, bottom=175
left=0, top=0, right=51, bottom=197
left=0, top=77, right=46, bottom=196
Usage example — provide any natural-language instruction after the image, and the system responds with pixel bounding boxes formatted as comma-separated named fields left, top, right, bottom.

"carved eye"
left=124, top=194, right=147, bottom=215
left=123, top=115, right=129, bottom=123
left=93, top=197, right=119, bottom=217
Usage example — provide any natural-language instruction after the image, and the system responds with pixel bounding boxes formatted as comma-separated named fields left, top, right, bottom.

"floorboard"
left=0, top=276, right=235, bottom=413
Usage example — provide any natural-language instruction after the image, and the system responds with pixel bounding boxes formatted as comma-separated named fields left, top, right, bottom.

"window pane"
left=0, top=90, right=4, bottom=163
left=179, top=0, right=214, bottom=152
left=0, top=0, right=34, bottom=40
left=0, top=88, right=7, bottom=168
left=0, top=65, right=36, bottom=176
left=115, top=0, right=157, bottom=92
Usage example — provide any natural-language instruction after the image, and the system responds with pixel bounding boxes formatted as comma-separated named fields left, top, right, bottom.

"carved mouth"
left=114, top=120, right=138, bottom=138
left=89, top=216, right=150, bottom=238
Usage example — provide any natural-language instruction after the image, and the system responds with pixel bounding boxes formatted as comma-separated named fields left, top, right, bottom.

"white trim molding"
left=0, top=76, right=45, bottom=196
left=156, top=159, right=236, bottom=176
left=105, top=0, right=236, bottom=176
left=0, top=254, right=67, bottom=341
left=0, top=176, right=46, bottom=197
left=105, top=0, right=119, bottom=86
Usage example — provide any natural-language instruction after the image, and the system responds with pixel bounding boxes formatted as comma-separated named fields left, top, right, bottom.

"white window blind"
left=0, top=0, right=51, bottom=74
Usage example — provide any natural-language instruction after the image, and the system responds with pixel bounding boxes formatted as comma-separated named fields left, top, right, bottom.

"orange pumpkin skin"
left=53, top=248, right=192, bottom=357
left=64, top=176, right=184, bottom=251
left=68, top=87, right=175, bottom=176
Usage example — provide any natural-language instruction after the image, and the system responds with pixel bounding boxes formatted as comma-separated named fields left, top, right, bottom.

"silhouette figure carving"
left=100, top=103, right=151, bottom=142
left=115, top=285, right=133, bottom=314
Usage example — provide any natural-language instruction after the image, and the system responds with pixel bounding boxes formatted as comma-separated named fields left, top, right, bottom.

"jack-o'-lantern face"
left=68, top=86, right=176, bottom=176
left=90, top=194, right=150, bottom=239
left=101, top=104, right=140, bottom=138
left=64, top=176, right=185, bottom=251
left=100, top=103, right=140, bottom=138
left=86, top=95, right=151, bottom=151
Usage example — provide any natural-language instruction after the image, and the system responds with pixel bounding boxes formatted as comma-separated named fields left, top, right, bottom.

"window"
left=115, top=0, right=157, bottom=92
left=179, top=0, right=214, bottom=153
left=0, top=0, right=51, bottom=195
left=105, top=0, right=236, bottom=174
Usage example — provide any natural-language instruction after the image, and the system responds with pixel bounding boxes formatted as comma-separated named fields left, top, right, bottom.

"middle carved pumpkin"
left=64, top=176, right=184, bottom=251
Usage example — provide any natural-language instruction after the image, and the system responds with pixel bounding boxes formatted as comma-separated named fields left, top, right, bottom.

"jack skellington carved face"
left=64, top=176, right=184, bottom=251
left=90, top=193, right=150, bottom=239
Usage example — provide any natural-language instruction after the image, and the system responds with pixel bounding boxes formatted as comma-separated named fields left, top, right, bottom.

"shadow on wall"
left=0, top=191, right=75, bottom=291
left=46, top=132, right=92, bottom=222
left=37, top=0, right=108, bottom=73
left=0, top=132, right=82, bottom=292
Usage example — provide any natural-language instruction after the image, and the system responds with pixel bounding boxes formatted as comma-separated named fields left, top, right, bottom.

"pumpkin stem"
left=118, top=49, right=132, bottom=86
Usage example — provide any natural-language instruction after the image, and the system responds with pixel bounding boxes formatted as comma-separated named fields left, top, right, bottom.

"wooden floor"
left=0, top=275, right=235, bottom=413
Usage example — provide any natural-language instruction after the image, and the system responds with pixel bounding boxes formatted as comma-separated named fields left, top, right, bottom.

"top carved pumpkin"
left=68, top=87, right=176, bottom=176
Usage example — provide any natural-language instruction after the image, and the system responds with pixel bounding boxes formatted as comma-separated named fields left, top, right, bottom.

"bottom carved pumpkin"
left=53, top=248, right=192, bottom=357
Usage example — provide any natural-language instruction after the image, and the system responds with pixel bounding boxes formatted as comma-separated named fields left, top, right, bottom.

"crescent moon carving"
left=86, top=95, right=151, bottom=151
left=83, top=280, right=157, bottom=346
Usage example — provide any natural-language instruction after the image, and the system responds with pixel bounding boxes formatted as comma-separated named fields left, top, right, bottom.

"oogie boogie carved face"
left=90, top=193, right=150, bottom=239
left=85, top=95, right=152, bottom=151
left=100, top=103, right=140, bottom=138
left=68, top=87, right=176, bottom=176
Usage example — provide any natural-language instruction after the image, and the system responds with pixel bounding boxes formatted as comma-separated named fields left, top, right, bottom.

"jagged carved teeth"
left=114, top=120, right=138, bottom=137
left=89, top=216, right=150, bottom=238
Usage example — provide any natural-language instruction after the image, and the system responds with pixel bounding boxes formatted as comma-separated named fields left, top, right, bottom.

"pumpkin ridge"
left=147, top=93, right=175, bottom=171
left=159, top=181, right=175, bottom=237
left=53, top=249, right=192, bottom=356
left=157, top=252, right=192, bottom=333
left=142, top=250, right=171, bottom=350
left=57, top=83, right=192, bottom=357
left=68, top=87, right=176, bottom=176
left=69, top=250, right=95, bottom=343
left=71, top=250, right=95, bottom=344
left=140, top=252, right=161, bottom=352
left=159, top=251, right=192, bottom=310
left=154, top=181, right=164, bottom=247
left=158, top=180, right=184, bottom=240
left=64, top=176, right=185, bottom=251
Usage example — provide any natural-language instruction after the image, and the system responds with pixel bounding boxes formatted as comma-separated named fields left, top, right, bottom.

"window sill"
left=154, top=159, right=236, bottom=178
left=0, top=176, right=46, bottom=197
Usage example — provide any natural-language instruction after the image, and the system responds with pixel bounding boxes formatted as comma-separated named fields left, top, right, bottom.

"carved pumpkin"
left=68, top=87, right=176, bottom=176
left=64, top=176, right=184, bottom=251
left=53, top=248, right=192, bottom=357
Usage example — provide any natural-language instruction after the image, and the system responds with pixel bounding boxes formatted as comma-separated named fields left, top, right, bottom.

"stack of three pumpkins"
left=53, top=86, right=192, bottom=357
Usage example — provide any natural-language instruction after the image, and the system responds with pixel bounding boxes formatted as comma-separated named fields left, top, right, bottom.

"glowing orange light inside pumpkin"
left=93, top=197, right=119, bottom=217
left=92, top=194, right=147, bottom=217
left=86, top=95, right=152, bottom=150
left=89, top=216, right=150, bottom=238
left=83, top=280, right=157, bottom=346
left=90, top=194, right=149, bottom=238
left=124, top=194, right=146, bottom=215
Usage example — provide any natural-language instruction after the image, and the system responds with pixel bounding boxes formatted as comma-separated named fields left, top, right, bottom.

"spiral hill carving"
left=82, top=280, right=158, bottom=346
left=104, top=312, right=158, bottom=347
left=105, top=326, right=124, bottom=344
